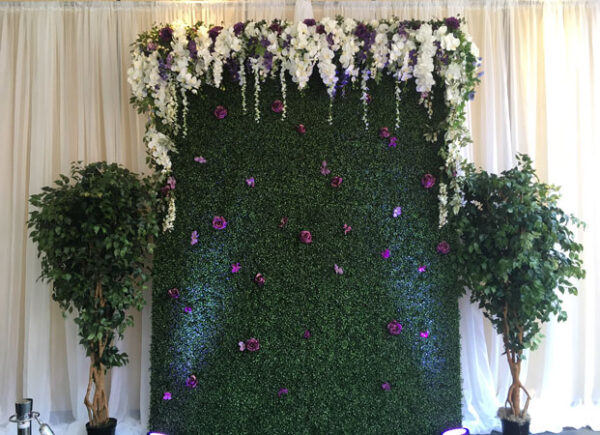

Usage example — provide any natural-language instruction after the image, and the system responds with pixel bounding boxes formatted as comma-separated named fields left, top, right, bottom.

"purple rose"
left=167, top=288, right=180, bottom=299
left=233, top=22, right=245, bottom=36
left=445, top=17, right=461, bottom=30
left=278, top=388, right=289, bottom=397
left=421, top=173, right=436, bottom=189
left=254, top=273, right=265, bottom=287
left=303, top=329, right=311, bottom=339
left=208, top=26, right=223, bottom=42
left=316, top=24, right=326, bottom=34
left=296, top=124, right=306, bottom=134
left=379, top=127, right=390, bottom=138
left=381, top=382, right=391, bottom=391
left=186, top=375, right=198, bottom=388
left=299, top=230, right=313, bottom=244
left=271, top=99, right=284, bottom=113
left=436, top=241, right=451, bottom=255
left=303, top=18, right=316, bottom=27
left=159, top=26, right=173, bottom=43
left=387, top=320, right=403, bottom=336
left=212, top=216, right=227, bottom=230
left=214, top=105, right=228, bottom=119
left=330, top=176, right=343, bottom=188
left=246, top=337, right=260, bottom=352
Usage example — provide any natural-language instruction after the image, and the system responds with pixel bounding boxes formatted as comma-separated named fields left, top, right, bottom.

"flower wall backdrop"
left=130, top=17, right=479, bottom=434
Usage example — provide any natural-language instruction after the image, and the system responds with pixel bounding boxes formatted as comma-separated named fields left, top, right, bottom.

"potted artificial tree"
left=28, top=162, right=159, bottom=434
left=452, top=154, right=585, bottom=435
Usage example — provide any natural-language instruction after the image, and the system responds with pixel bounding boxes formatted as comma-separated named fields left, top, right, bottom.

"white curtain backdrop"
left=0, top=1, right=598, bottom=434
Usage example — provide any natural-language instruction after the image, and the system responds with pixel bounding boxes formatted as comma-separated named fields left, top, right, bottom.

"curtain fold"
left=0, top=1, right=598, bottom=434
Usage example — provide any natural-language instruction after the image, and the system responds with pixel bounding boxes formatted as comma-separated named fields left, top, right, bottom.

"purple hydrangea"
left=233, top=22, right=245, bottom=36
left=159, top=26, right=173, bottom=43
left=445, top=17, right=461, bottom=30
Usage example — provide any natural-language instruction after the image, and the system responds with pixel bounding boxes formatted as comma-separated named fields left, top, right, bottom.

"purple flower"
left=208, top=26, right=223, bottom=42
left=387, top=321, right=403, bottom=335
left=238, top=341, right=246, bottom=351
left=194, top=156, right=207, bottom=164
left=316, top=24, right=326, bottom=34
left=393, top=207, right=402, bottom=218
left=190, top=230, right=199, bottom=246
left=418, top=265, right=427, bottom=273
left=279, top=217, right=288, bottom=228
left=388, top=137, right=398, bottom=148
left=246, top=177, right=255, bottom=187
left=320, top=161, right=331, bottom=176
left=269, top=21, right=283, bottom=34
left=159, top=26, right=173, bottom=43
left=330, top=176, right=343, bottom=188
left=436, top=241, right=451, bottom=255
left=303, top=329, right=311, bottom=339
left=420, top=330, right=430, bottom=338
left=299, top=230, right=313, bottom=244
left=186, top=375, right=198, bottom=388
left=187, top=39, right=198, bottom=59
left=246, top=337, right=260, bottom=352
left=381, top=382, right=391, bottom=391
left=381, top=249, right=391, bottom=259
left=343, top=224, right=352, bottom=235
left=421, top=173, right=436, bottom=189
left=184, top=306, right=192, bottom=313
left=364, top=93, right=372, bottom=104
left=146, top=41, right=157, bottom=53
left=303, top=18, right=316, bottom=27
left=167, top=288, right=180, bottom=299
left=379, top=127, right=390, bottom=138
left=167, top=176, right=176, bottom=190
left=278, top=388, right=289, bottom=397
left=354, top=22, right=369, bottom=40
left=334, top=264, right=344, bottom=275
left=296, top=124, right=306, bottom=134
left=214, top=105, right=228, bottom=119
left=231, top=262, right=241, bottom=273
left=212, top=216, right=227, bottom=230
left=162, top=392, right=172, bottom=400
left=254, top=273, right=265, bottom=287
left=233, top=22, right=245, bottom=36
left=445, top=17, right=461, bottom=30
left=271, top=99, right=284, bottom=113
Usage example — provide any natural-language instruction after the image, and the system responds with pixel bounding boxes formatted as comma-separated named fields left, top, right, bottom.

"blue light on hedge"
left=441, top=428, right=469, bottom=435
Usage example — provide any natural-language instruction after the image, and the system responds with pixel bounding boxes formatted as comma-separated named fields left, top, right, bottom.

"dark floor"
left=479, top=427, right=599, bottom=435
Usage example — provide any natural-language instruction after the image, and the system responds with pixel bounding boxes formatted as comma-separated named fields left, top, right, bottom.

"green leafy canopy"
left=28, top=162, right=160, bottom=369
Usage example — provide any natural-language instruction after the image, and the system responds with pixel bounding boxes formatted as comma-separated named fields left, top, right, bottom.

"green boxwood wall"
left=150, top=74, right=461, bottom=434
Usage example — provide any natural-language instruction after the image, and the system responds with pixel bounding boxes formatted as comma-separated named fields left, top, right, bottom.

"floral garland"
left=128, top=17, right=481, bottom=231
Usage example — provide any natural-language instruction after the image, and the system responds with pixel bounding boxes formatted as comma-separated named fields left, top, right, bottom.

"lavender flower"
left=393, top=207, right=402, bottom=218
left=190, top=230, right=199, bottom=246
left=381, top=382, right=391, bottom=391
left=387, top=321, right=403, bottom=335
left=162, top=392, right=172, bottom=400
left=278, top=388, right=289, bottom=397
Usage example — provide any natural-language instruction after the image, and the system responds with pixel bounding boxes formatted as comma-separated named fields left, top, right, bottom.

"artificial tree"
left=28, top=162, right=159, bottom=430
left=453, top=154, right=585, bottom=424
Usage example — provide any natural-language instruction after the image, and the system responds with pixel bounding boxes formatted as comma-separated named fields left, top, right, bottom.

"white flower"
left=441, top=33, right=461, bottom=51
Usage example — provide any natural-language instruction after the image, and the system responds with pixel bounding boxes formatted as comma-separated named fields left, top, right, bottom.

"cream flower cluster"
left=129, top=17, right=480, bottom=229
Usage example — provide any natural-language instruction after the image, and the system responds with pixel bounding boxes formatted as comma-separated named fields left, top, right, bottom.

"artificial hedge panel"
left=150, top=73, right=461, bottom=434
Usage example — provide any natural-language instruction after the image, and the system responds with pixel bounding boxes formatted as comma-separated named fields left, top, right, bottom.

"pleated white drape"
left=0, top=1, right=598, bottom=434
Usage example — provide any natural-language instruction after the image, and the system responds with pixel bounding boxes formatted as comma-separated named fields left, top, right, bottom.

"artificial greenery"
left=452, top=154, right=585, bottom=420
left=28, top=162, right=159, bottom=427
left=150, top=72, right=463, bottom=434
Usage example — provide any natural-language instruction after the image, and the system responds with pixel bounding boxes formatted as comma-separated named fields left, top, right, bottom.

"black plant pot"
left=86, top=417, right=117, bottom=435
left=501, top=417, right=530, bottom=435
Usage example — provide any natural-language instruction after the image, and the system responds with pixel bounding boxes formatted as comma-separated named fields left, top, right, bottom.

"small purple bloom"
left=354, top=22, right=369, bottom=40
left=246, top=337, right=260, bottom=352
left=364, top=93, right=372, bottom=104
left=190, top=230, right=199, bottom=246
left=393, top=207, right=402, bottom=218
left=254, top=273, right=265, bottom=287
left=279, top=217, right=288, bottom=228
left=146, top=41, right=157, bottom=53
left=418, top=265, right=427, bottom=273
left=208, top=26, right=223, bottom=42
left=468, top=91, right=475, bottom=101
left=387, top=321, right=403, bottom=335
left=278, top=388, right=289, bottom=397
left=303, top=18, right=316, bottom=27
left=194, top=156, right=207, bottom=164
left=212, top=216, right=227, bottom=230
left=316, top=24, right=326, bottom=34
left=246, top=177, right=255, bottom=187
left=167, top=288, right=180, bottom=299
left=187, top=39, right=198, bottom=59
left=421, top=174, right=436, bottom=189
left=381, top=382, right=391, bottom=391
left=159, top=26, right=173, bottom=43
left=184, top=306, right=192, bottom=313
left=233, top=22, right=245, bottom=36
left=436, top=241, right=451, bottom=255
left=214, top=105, right=228, bottom=119
left=381, top=249, right=391, bottom=259
left=299, top=230, right=313, bottom=244
left=420, top=330, right=430, bottom=338
left=303, top=329, right=311, bottom=339
left=162, top=391, right=172, bottom=400
left=238, top=341, right=246, bottom=351
left=320, top=161, right=331, bottom=176
left=330, top=176, right=343, bottom=188
left=186, top=375, right=198, bottom=388
left=296, top=124, right=306, bottom=134
left=231, top=262, right=241, bottom=273
left=388, top=137, right=398, bottom=148
left=379, top=127, right=390, bottom=138
left=271, top=100, right=284, bottom=113
left=334, top=264, right=344, bottom=275
left=269, top=21, right=283, bottom=34
left=167, top=176, right=176, bottom=190
left=445, top=17, right=461, bottom=30
left=343, top=224, right=352, bottom=235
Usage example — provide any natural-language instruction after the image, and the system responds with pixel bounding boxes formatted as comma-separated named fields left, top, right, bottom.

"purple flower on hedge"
left=364, top=93, right=372, bottom=104
left=190, top=230, right=199, bottom=245
left=334, top=264, right=344, bottom=275
left=254, top=273, right=265, bottom=287
left=167, top=288, right=180, bottom=299
left=278, top=388, right=289, bottom=397
left=233, top=22, right=245, bottom=36
left=246, top=337, right=260, bottom=352
left=420, top=330, right=430, bottom=338
left=194, top=156, right=207, bottom=164
left=418, top=265, right=427, bottom=273
left=296, top=124, right=306, bottom=134
left=303, top=18, right=316, bottom=27
left=387, top=321, right=403, bottom=335
left=279, top=217, right=288, bottom=228
left=379, top=127, right=390, bottom=139
left=246, top=177, right=255, bottom=187
left=186, top=375, right=198, bottom=388
left=159, top=26, right=173, bottom=43
left=214, top=105, right=228, bottom=119
left=208, top=26, right=223, bottom=42
left=320, top=161, right=331, bottom=176
left=231, top=262, right=241, bottom=273
left=445, top=17, right=461, bottom=30
left=381, top=249, right=391, bottom=259
left=299, top=230, right=313, bottom=244
left=184, top=306, right=192, bottom=313
left=388, top=137, right=398, bottom=148
left=436, top=241, right=451, bottom=255
left=187, top=39, right=198, bottom=59
left=381, top=382, right=391, bottom=391
left=343, top=224, right=352, bottom=235
left=303, top=329, right=311, bottom=339
left=212, top=216, right=227, bottom=230
left=167, top=176, right=176, bottom=190
left=393, top=207, right=402, bottom=218
left=238, top=341, right=246, bottom=351
left=331, top=176, right=343, bottom=188
left=421, top=173, right=436, bottom=189
left=271, top=99, right=284, bottom=113
left=162, top=392, right=172, bottom=400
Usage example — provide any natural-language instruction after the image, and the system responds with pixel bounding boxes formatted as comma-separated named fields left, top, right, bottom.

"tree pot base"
left=501, top=417, right=530, bottom=435
left=86, top=418, right=117, bottom=435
